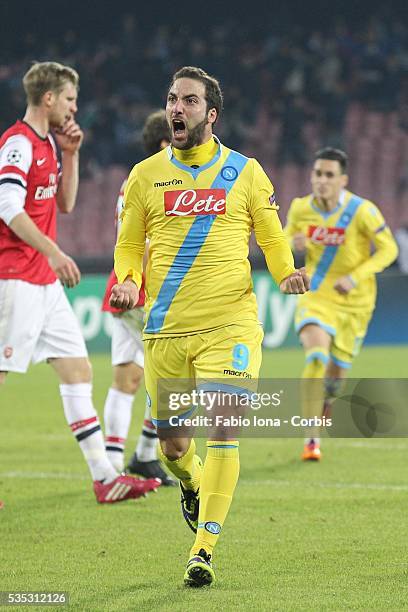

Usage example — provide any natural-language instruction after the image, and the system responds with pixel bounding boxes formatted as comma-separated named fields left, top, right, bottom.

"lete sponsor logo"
left=308, top=225, right=346, bottom=246
left=164, top=189, right=226, bottom=216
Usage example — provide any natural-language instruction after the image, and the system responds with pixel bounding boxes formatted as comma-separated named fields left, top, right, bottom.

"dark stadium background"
left=1, top=0, right=407, bottom=345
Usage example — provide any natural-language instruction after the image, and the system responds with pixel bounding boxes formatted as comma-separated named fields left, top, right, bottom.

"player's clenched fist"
left=333, top=275, right=356, bottom=295
left=110, top=279, right=139, bottom=310
left=279, top=267, right=310, bottom=294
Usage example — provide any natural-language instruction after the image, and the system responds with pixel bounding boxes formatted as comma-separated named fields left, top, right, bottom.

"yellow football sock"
left=301, top=347, right=329, bottom=441
left=158, top=439, right=201, bottom=491
left=190, top=441, right=239, bottom=557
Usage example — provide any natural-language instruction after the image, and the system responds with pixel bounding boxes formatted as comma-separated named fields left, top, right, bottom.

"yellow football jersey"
left=285, top=189, right=398, bottom=311
left=115, top=136, right=295, bottom=337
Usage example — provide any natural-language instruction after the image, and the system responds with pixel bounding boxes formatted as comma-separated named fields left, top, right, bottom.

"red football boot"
left=94, top=474, right=160, bottom=503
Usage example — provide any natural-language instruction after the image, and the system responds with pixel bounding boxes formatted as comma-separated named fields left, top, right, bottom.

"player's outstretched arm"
left=9, top=212, right=80, bottom=287
left=109, top=279, right=139, bottom=310
left=279, top=267, right=310, bottom=294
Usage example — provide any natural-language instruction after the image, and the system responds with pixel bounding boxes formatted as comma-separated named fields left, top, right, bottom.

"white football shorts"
left=110, top=309, right=144, bottom=368
left=0, top=279, right=88, bottom=373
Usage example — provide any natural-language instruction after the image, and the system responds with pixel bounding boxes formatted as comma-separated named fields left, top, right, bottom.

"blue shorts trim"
left=296, top=317, right=336, bottom=336
left=152, top=405, right=197, bottom=428
left=330, top=354, right=352, bottom=369
left=197, top=382, right=254, bottom=397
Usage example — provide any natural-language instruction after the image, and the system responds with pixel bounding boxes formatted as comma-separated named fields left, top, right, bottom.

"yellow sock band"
left=206, top=441, right=240, bottom=457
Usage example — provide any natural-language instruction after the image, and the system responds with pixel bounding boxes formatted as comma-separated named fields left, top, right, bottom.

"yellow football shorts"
left=144, top=320, right=263, bottom=425
left=295, top=293, right=373, bottom=368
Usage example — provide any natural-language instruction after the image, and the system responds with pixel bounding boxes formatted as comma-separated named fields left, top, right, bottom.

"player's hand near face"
left=334, top=275, right=355, bottom=295
left=54, top=119, right=84, bottom=153
left=280, top=267, right=310, bottom=294
left=48, top=249, right=81, bottom=288
left=293, top=232, right=307, bottom=253
left=110, top=279, right=139, bottom=310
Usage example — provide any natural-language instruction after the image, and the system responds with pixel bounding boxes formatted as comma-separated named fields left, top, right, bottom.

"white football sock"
left=60, top=383, right=117, bottom=483
left=135, top=403, right=158, bottom=462
left=103, top=387, right=134, bottom=472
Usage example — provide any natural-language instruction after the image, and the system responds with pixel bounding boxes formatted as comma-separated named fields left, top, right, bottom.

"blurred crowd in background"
left=1, top=7, right=407, bottom=268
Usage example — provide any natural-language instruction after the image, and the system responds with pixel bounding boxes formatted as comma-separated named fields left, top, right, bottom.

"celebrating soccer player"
left=110, top=66, right=309, bottom=586
left=0, top=62, right=160, bottom=503
left=101, top=110, right=175, bottom=486
left=285, top=147, right=398, bottom=461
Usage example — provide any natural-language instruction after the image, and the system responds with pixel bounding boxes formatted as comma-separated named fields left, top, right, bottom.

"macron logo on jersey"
left=164, top=189, right=226, bottom=217
left=308, top=225, right=345, bottom=246
left=154, top=178, right=183, bottom=187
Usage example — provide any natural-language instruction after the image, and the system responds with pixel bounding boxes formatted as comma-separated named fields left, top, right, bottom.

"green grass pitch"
left=1, top=346, right=408, bottom=611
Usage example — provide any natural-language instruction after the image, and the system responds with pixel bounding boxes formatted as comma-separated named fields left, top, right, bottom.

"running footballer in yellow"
left=285, top=147, right=398, bottom=461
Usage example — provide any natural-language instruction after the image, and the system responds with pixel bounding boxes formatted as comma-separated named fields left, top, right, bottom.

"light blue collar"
left=310, top=189, right=346, bottom=219
left=166, top=135, right=222, bottom=180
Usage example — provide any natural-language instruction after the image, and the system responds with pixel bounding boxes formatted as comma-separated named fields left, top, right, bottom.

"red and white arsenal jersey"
left=101, top=179, right=145, bottom=313
left=0, top=120, right=60, bottom=284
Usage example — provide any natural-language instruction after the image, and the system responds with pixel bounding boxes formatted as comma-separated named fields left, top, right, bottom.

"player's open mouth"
left=172, top=119, right=187, bottom=138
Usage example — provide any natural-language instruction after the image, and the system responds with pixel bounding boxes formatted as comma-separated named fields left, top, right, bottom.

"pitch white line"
left=3, top=435, right=408, bottom=448
left=0, top=434, right=71, bottom=441
left=0, top=471, right=88, bottom=480
left=338, top=440, right=408, bottom=450
left=240, top=479, right=408, bottom=492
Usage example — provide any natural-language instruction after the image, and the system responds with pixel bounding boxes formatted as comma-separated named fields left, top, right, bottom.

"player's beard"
left=172, top=117, right=209, bottom=150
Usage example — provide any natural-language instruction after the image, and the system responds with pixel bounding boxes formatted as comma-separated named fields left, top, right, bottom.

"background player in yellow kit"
left=285, top=147, right=398, bottom=461
left=110, top=66, right=309, bottom=587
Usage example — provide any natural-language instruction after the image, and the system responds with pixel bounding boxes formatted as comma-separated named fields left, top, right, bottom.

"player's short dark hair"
left=170, top=66, right=223, bottom=123
left=314, top=147, right=348, bottom=173
left=23, top=61, right=79, bottom=106
left=142, top=110, right=170, bottom=156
